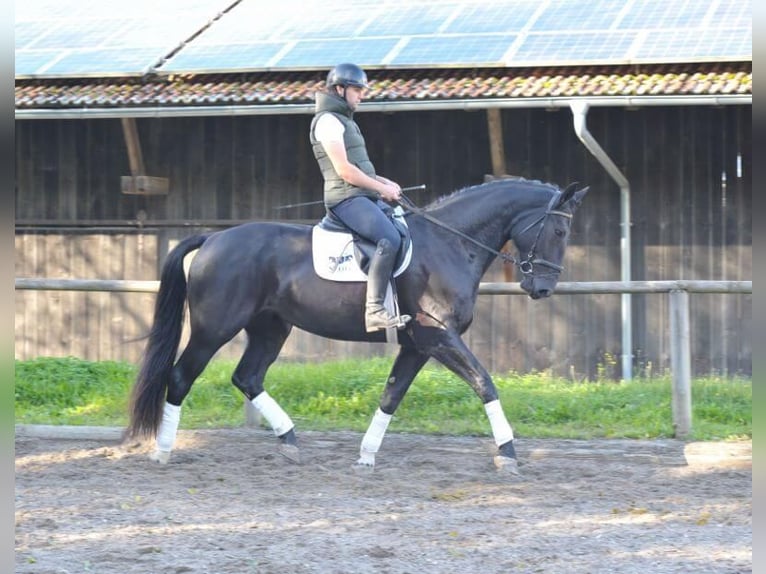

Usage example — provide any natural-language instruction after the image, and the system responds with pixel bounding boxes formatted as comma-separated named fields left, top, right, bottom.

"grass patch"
left=14, top=356, right=751, bottom=441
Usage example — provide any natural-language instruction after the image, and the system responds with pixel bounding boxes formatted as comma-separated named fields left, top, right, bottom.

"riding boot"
left=365, top=238, right=411, bottom=332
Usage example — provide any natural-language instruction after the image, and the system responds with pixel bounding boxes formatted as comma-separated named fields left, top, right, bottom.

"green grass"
left=14, top=356, right=752, bottom=441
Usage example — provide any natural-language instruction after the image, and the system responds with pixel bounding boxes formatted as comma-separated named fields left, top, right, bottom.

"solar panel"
left=531, top=0, right=624, bottom=31
left=183, top=9, right=289, bottom=45
left=358, top=4, right=457, bottom=36
left=107, top=19, right=227, bottom=49
left=510, top=31, right=638, bottom=65
left=709, top=0, right=751, bottom=28
left=41, top=48, right=167, bottom=76
left=15, top=50, right=60, bottom=76
left=632, top=27, right=753, bottom=62
left=16, top=0, right=89, bottom=20
left=24, top=19, right=129, bottom=50
left=275, top=38, right=400, bottom=69
left=164, top=43, right=290, bottom=73
left=15, top=0, right=236, bottom=77
left=390, top=34, right=517, bottom=67
left=444, top=2, right=540, bottom=34
left=274, top=7, right=374, bottom=40
left=616, top=0, right=713, bottom=30
left=15, top=21, right=58, bottom=50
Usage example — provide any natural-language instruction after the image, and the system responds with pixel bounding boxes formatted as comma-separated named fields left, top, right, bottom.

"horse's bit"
left=398, top=192, right=571, bottom=278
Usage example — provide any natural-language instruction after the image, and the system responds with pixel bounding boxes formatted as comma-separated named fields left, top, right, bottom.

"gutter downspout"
left=570, top=101, right=633, bottom=381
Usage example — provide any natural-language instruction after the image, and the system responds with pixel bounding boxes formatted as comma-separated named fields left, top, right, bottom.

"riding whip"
left=273, top=184, right=427, bottom=210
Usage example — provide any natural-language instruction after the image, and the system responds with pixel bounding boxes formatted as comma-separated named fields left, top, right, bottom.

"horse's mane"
left=423, top=177, right=559, bottom=210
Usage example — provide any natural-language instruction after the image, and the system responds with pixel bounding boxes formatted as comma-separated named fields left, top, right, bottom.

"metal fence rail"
left=15, top=278, right=752, bottom=438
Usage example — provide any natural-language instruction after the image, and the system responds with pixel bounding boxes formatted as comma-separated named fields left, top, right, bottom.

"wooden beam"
left=120, top=118, right=169, bottom=195
left=486, top=108, right=507, bottom=176
left=486, top=108, right=514, bottom=281
left=121, top=118, right=146, bottom=175
left=121, top=175, right=170, bottom=195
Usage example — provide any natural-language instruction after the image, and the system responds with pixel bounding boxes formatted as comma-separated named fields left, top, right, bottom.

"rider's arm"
left=316, top=115, right=401, bottom=202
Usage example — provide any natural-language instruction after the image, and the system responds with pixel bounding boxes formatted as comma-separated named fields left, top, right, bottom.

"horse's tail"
left=126, top=233, right=211, bottom=440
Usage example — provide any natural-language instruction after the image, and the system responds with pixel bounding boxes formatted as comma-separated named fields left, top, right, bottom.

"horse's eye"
left=555, top=228, right=565, bottom=237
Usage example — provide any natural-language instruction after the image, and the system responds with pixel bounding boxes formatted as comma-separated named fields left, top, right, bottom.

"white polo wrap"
left=484, top=400, right=514, bottom=446
left=251, top=391, right=294, bottom=436
left=156, top=401, right=181, bottom=452
left=360, top=408, right=392, bottom=455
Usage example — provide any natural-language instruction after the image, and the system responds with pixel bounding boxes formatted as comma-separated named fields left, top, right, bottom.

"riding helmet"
left=326, top=63, right=369, bottom=89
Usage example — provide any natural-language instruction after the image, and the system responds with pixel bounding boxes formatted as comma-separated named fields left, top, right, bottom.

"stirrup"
left=365, top=307, right=411, bottom=332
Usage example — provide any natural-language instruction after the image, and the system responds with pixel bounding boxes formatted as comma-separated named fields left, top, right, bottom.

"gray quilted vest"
left=310, top=91, right=377, bottom=208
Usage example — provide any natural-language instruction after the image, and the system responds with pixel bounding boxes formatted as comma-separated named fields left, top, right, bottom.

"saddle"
left=311, top=204, right=413, bottom=282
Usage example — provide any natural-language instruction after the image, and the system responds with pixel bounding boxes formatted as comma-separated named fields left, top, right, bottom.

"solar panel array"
left=16, top=0, right=752, bottom=78
left=15, top=0, right=236, bottom=77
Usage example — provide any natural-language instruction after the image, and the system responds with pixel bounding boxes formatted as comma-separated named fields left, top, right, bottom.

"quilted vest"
left=310, top=91, right=377, bottom=207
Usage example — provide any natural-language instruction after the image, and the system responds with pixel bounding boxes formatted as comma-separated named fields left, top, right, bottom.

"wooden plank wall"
left=14, top=105, right=752, bottom=377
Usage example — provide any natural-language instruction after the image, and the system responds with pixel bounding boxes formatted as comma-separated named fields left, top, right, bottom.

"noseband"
left=398, top=192, right=571, bottom=279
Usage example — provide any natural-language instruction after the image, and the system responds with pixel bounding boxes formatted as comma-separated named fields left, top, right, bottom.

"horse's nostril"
left=537, top=289, right=551, bottom=298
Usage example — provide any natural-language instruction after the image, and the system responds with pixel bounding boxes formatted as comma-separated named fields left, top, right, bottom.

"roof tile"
left=15, top=64, right=751, bottom=110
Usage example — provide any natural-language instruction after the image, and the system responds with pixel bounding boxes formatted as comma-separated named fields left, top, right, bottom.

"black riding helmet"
left=326, top=62, right=369, bottom=89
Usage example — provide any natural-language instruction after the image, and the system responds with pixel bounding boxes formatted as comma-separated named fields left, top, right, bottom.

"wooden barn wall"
left=15, top=105, right=752, bottom=378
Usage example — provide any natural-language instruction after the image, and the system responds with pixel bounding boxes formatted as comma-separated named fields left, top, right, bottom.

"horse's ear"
left=571, top=185, right=590, bottom=208
left=555, top=182, right=580, bottom=208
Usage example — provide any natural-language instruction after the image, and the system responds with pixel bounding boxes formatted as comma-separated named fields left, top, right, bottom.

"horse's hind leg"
left=151, top=333, right=228, bottom=463
left=230, top=312, right=298, bottom=461
left=355, top=346, right=429, bottom=470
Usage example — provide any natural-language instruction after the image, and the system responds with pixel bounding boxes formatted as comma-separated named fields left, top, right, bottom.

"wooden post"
left=486, top=108, right=507, bottom=176
left=669, top=289, right=692, bottom=438
left=121, top=118, right=146, bottom=175
left=120, top=118, right=169, bottom=195
left=486, top=108, right=515, bottom=281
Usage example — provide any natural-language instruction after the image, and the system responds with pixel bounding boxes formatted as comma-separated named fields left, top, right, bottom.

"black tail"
left=126, top=233, right=211, bottom=440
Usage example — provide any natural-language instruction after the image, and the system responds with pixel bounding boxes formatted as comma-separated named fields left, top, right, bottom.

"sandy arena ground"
left=15, top=427, right=751, bottom=574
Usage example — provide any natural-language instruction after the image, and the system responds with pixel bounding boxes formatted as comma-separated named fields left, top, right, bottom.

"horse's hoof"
left=149, top=450, right=171, bottom=464
left=278, top=443, right=301, bottom=464
left=493, top=455, right=521, bottom=475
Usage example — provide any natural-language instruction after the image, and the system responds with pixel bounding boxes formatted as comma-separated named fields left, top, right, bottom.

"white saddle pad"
left=311, top=221, right=412, bottom=282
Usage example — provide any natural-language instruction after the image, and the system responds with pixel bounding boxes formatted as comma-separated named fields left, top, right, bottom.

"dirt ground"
left=15, top=427, right=751, bottom=574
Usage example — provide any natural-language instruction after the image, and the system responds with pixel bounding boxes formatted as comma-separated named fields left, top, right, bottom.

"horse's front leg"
left=427, top=329, right=520, bottom=474
left=355, top=346, right=429, bottom=470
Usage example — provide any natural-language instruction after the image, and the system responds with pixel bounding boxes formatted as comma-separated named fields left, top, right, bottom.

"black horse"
left=127, top=178, right=588, bottom=473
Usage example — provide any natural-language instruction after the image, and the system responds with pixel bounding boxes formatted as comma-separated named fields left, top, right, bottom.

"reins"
left=397, top=190, right=572, bottom=276
left=397, top=193, right=518, bottom=265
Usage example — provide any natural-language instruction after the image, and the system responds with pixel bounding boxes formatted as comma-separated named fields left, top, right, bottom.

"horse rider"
left=310, top=62, right=411, bottom=332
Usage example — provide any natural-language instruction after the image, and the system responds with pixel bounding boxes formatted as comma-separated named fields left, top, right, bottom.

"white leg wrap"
left=156, top=402, right=181, bottom=453
left=251, top=391, right=294, bottom=436
left=360, top=408, right=392, bottom=461
left=485, top=400, right=514, bottom=446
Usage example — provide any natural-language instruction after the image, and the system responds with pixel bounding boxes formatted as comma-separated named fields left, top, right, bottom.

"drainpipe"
left=570, top=101, right=633, bottom=381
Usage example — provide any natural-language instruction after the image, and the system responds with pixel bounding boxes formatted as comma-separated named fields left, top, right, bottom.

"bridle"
left=512, top=192, right=573, bottom=276
left=398, top=191, right=572, bottom=278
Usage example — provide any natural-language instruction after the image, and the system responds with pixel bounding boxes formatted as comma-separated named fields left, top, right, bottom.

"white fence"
left=15, top=278, right=752, bottom=438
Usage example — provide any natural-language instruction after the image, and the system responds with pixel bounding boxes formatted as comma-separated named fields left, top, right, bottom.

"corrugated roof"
left=15, top=63, right=751, bottom=111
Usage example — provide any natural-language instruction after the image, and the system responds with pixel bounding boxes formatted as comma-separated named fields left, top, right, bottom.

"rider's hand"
left=379, top=182, right=402, bottom=203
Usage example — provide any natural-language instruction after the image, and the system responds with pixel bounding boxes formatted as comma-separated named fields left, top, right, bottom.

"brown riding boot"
left=365, top=238, right=410, bottom=332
